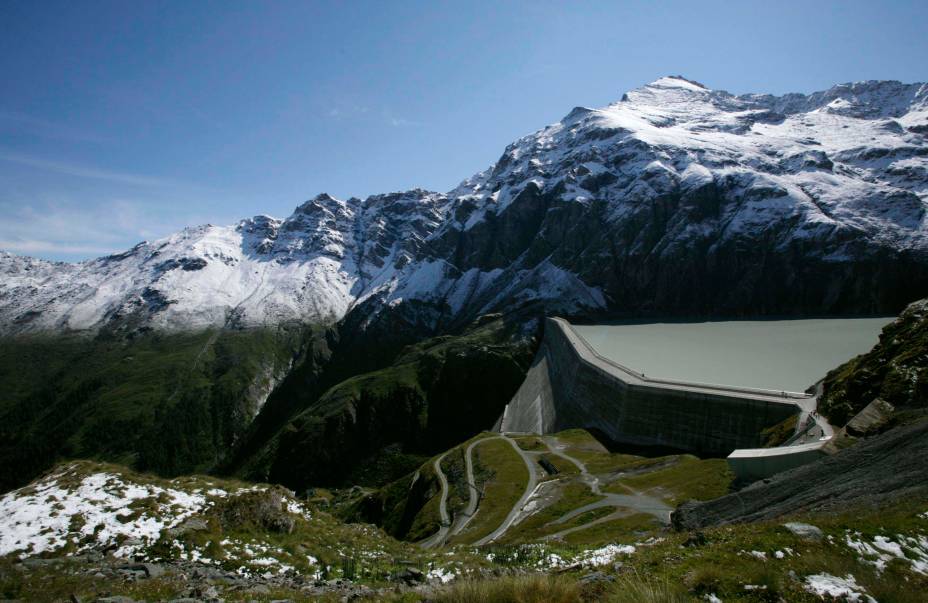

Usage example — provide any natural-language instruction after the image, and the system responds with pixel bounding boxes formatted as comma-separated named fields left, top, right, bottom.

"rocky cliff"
left=820, top=296, right=928, bottom=426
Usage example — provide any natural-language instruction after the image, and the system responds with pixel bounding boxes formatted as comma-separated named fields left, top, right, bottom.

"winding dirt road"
left=418, top=452, right=452, bottom=549
left=420, top=432, right=673, bottom=548
left=421, top=434, right=538, bottom=548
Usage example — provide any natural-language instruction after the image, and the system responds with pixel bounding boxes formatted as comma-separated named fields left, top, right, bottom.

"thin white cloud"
left=327, top=104, right=370, bottom=119
left=388, top=116, right=423, bottom=127
left=382, top=107, right=424, bottom=128
left=0, top=110, right=112, bottom=144
left=0, top=152, right=176, bottom=188
left=0, top=198, right=193, bottom=261
left=325, top=104, right=421, bottom=127
left=0, top=239, right=116, bottom=256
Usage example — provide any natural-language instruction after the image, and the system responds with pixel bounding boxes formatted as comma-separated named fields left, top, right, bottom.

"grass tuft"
left=604, top=571, right=690, bottom=603
left=432, top=573, right=581, bottom=603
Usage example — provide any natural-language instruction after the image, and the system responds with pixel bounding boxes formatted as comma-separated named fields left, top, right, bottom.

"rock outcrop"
left=671, top=418, right=928, bottom=529
left=820, top=297, right=928, bottom=426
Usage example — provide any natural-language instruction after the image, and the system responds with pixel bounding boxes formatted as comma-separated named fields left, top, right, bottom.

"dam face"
left=500, top=318, right=803, bottom=457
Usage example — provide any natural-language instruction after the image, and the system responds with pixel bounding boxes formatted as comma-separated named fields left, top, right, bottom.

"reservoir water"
left=571, top=318, right=893, bottom=392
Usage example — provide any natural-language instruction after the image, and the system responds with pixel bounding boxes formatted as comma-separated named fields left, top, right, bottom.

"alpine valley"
left=2, top=77, right=928, bottom=602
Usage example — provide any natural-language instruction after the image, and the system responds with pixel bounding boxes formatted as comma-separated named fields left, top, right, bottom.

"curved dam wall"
left=499, top=318, right=804, bottom=457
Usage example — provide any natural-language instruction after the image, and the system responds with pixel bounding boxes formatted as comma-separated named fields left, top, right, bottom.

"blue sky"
left=2, top=0, right=926, bottom=261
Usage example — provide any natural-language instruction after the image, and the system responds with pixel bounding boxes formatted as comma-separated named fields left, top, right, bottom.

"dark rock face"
left=671, top=418, right=928, bottom=530
left=405, top=77, right=928, bottom=326
left=154, top=257, right=208, bottom=273
left=435, top=185, right=928, bottom=323
left=432, top=182, right=552, bottom=271
left=820, top=297, right=928, bottom=426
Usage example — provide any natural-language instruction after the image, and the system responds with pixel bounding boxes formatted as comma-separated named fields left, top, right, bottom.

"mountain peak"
left=617, top=76, right=715, bottom=111
left=563, top=106, right=596, bottom=123
left=311, top=192, right=339, bottom=203
left=647, top=75, right=710, bottom=92
left=294, top=193, right=345, bottom=214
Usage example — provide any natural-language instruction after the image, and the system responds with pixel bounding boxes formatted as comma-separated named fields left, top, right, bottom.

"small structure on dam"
left=497, top=317, right=833, bottom=480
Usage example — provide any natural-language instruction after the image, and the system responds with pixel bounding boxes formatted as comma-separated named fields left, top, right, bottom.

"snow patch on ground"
left=803, top=573, right=876, bottom=603
left=845, top=530, right=928, bottom=575
left=484, top=542, right=636, bottom=570
left=0, top=465, right=209, bottom=559
left=573, top=543, right=636, bottom=567
left=427, top=566, right=458, bottom=584
left=0, top=463, right=313, bottom=565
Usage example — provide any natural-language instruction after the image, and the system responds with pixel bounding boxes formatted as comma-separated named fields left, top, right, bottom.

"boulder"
left=396, top=567, right=425, bottom=585
left=165, top=517, right=209, bottom=538
left=683, top=531, right=709, bottom=547
left=578, top=571, right=615, bottom=585
left=783, top=522, right=824, bottom=541
left=845, top=398, right=894, bottom=436
left=117, top=562, right=162, bottom=579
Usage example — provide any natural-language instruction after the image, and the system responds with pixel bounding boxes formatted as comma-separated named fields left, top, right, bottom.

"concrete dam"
left=498, top=318, right=830, bottom=478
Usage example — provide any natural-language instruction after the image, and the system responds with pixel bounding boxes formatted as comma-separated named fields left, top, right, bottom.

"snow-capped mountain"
left=2, top=76, right=928, bottom=334
left=0, top=190, right=447, bottom=333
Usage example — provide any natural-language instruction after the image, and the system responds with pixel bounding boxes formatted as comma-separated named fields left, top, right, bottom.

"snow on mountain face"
left=0, top=191, right=449, bottom=333
left=2, top=77, right=927, bottom=334
left=426, top=77, right=928, bottom=317
left=446, top=76, right=928, bottom=249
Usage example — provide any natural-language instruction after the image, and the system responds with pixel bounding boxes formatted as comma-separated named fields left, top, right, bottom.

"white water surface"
left=571, top=318, right=893, bottom=392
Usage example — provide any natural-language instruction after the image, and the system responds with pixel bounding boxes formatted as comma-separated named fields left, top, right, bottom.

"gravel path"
left=419, top=452, right=451, bottom=549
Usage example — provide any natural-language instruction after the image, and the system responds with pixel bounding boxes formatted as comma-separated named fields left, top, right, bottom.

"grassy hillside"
left=5, top=457, right=925, bottom=602
left=433, top=498, right=928, bottom=603
left=353, top=429, right=734, bottom=548
left=450, top=437, right=530, bottom=545
left=0, top=310, right=536, bottom=497
left=0, top=326, right=309, bottom=492
left=234, top=315, right=537, bottom=491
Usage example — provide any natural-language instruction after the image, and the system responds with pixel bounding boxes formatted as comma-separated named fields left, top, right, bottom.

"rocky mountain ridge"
left=3, top=76, right=928, bottom=335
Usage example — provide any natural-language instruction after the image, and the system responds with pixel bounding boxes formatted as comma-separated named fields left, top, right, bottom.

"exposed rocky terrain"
left=820, top=296, right=928, bottom=425
left=672, top=417, right=928, bottom=530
